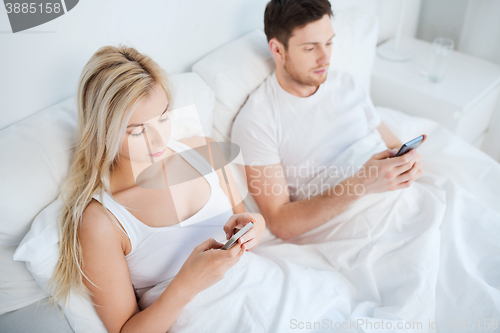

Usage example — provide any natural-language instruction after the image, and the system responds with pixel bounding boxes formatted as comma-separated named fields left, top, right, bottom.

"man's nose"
left=317, top=46, right=330, bottom=65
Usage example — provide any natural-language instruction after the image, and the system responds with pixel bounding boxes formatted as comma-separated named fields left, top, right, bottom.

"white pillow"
left=192, top=7, right=379, bottom=144
left=13, top=196, right=108, bottom=332
left=0, top=98, right=77, bottom=315
left=3, top=72, right=215, bottom=319
left=169, top=72, right=215, bottom=140
left=192, top=30, right=275, bottom=144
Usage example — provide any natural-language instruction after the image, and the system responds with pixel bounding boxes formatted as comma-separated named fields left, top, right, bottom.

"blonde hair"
left=44, top=45, right=172, bottom=312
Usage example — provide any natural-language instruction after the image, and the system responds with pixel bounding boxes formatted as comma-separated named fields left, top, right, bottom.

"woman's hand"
left=223, top=213, right=266, bottom=252
left=172, top=238, right=244, bottom=300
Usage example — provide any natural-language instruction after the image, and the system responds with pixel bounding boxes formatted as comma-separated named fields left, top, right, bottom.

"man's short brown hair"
left=264, top=0, right=333, bottom=49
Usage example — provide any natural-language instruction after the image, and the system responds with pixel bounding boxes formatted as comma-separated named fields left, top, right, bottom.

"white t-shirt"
left=231, top=69, right=381, bottom=198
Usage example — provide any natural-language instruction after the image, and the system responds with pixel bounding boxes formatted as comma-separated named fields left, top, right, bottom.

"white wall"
left=416, top=0, right=500, bottom=66
left=0, top=0, right=270, bottom=130
left=376, top=0, right=422, bottom=44
left=459, top=0, right=500, bottom=67
left=0, top=0, right=417, bottom=130
left=416, top=0, right=469, bottom=46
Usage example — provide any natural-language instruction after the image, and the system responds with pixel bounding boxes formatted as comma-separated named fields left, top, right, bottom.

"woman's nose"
left=146, top=123, right=168, bottom=147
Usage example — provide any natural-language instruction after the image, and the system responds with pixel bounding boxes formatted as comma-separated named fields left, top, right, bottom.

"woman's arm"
left=79, top=201, right=193, bottom=333
left=79, top=201, right=244, bottom=333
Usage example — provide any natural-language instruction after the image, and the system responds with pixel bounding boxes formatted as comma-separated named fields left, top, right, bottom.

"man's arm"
left=245, top=148, right=422, bottom=241
left=245, top=164, right=362, bottom=241
left=377, top=122, right=403, bottom=150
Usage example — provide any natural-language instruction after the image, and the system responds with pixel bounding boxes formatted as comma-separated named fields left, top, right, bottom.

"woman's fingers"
left=224, top=242, right=243, bottom=258
left=223, top=215, right=238, bottom=238
left=240, top=238, right=258, bottom=251
left=236, top=214, right=256, bottom=228
left=223, top=213, right=256, bottom=239
left=238, top=228, right=256, bottom=242
left=197, top=238, right=223, bottom=252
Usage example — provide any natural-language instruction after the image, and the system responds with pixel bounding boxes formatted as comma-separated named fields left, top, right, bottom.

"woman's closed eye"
left=158, top=113, right=169, bottom=123
left=130, top=128, right=144, bottom=137
left=129, top=114, right=169, bottom=136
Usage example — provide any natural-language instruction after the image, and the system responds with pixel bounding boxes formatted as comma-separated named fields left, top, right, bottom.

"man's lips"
left=314, top=68, right=327, bottom=74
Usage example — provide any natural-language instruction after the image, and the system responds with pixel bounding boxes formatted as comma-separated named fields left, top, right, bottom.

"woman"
left=47, top=45, right=267, bottom=333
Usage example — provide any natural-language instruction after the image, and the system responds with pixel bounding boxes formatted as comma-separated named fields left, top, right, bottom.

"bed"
left=2, top=1, right=499, bottom=332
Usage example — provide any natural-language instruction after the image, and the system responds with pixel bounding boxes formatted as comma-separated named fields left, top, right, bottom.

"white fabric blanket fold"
left=140, top=108, right=500, bottom=333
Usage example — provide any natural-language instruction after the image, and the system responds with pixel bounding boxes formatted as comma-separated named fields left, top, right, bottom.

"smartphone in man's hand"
left=394, top=135, right=425, bottom=157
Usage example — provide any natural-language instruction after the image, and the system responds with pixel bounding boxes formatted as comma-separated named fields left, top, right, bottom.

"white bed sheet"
left=137, top=107, right=500, bottom=333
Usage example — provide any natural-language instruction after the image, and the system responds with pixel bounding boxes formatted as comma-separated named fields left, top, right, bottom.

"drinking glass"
left=427, top=37, right=454, bottom=83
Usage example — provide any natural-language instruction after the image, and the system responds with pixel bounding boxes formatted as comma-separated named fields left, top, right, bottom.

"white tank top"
left=92, top=140, right=234, bottom=300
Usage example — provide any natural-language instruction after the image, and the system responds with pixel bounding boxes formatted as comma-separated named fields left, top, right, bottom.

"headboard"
left=0, top=0, right=420, bottom=130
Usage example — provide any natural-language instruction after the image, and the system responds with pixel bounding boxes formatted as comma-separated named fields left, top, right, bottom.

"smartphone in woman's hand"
left=222, top=222, right=253, bottom=250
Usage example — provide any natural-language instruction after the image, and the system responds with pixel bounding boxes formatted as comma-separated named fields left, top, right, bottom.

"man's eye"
left=306, top=48, right=313, bottom=51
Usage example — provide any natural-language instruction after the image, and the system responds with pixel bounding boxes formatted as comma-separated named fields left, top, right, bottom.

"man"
left=231, top=0, right=425, bottom=240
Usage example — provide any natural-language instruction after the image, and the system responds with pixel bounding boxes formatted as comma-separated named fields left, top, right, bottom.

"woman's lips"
left=149, top=147, right=166, bottom=157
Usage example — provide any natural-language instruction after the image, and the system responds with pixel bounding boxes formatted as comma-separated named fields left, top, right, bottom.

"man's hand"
left=353, top=148, right=423, bottom=194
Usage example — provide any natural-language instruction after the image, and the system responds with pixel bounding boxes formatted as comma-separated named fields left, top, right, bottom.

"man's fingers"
left=421, top=134, right=427, bottom=144
left=396, top=161, right=422, bottom=183
left=373, top=149, right=394, bottom=160
left=385, top=149, right=417, bottom=167
left=393, top=160, right=414, bottom=175
left=393, top=179, right=413, bottom=190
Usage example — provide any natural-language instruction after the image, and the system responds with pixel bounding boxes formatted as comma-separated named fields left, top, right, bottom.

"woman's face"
left=121, top=83, right=172, bottom=165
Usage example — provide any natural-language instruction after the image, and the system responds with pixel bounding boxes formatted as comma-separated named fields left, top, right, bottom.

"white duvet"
left=140, top=108, right=500, bottom=333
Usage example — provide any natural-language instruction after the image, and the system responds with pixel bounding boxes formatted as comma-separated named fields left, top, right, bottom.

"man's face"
left=282, top=14, right=335, bottom=87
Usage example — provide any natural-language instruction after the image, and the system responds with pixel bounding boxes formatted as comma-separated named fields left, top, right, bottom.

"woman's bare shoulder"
left=79, top=200, right=138, bottom=332
left=79, top=199, right=125, bottom=247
